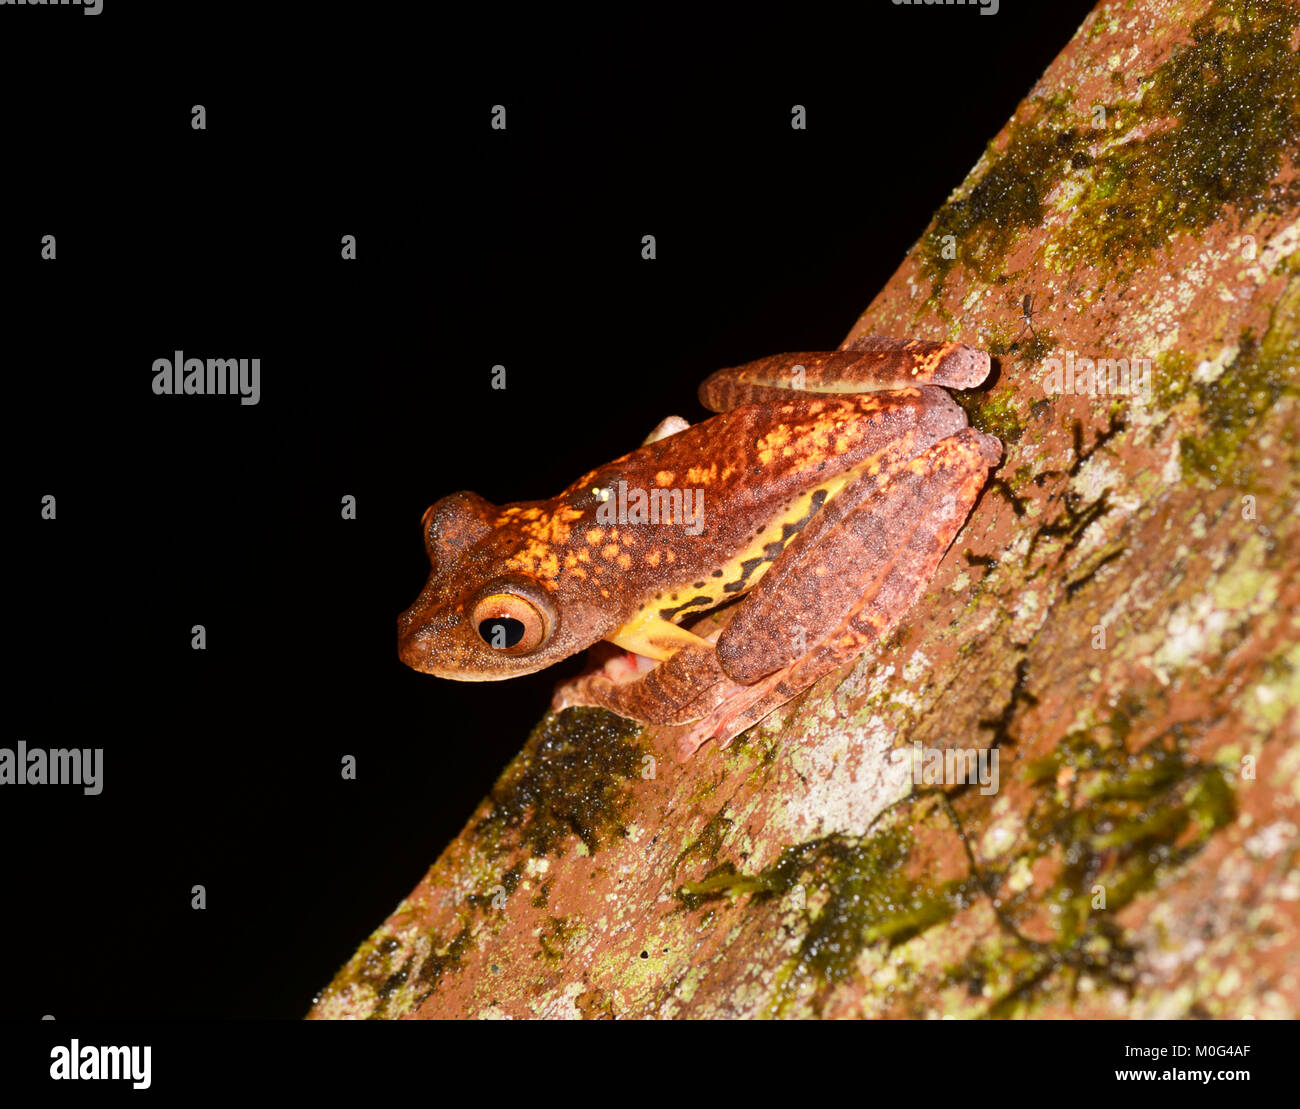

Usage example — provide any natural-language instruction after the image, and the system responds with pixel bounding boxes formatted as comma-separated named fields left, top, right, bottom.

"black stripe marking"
left=720, top=488, right=828, bottom=595
left=658, top=595, right=714, bottom=621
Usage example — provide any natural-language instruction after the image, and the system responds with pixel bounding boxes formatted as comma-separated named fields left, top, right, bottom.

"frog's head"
left=397, top=490, right=613, bottom=680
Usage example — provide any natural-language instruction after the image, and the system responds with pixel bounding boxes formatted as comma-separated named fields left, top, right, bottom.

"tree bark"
left=310, top=0, right=1300, bottom=1019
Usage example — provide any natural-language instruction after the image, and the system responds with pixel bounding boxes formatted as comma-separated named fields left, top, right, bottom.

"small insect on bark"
left=1015, top=293, right=1039, bottom=341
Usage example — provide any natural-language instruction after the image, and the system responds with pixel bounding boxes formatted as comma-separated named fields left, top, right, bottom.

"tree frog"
left=398, top=335, right=1001, bottom=758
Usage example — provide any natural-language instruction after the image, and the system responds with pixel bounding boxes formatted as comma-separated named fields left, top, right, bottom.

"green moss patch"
left=923, top=0, right=1300, bottom=292
left=475, top=708, right=645, bottom=857
left=1179, top=321, right=1300, bottom=487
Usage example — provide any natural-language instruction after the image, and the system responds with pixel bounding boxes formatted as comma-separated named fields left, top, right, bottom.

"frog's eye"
left=472, top=592, right=547, bottom=653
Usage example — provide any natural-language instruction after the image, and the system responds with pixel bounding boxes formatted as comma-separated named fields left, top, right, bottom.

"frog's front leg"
left=552, top=637, right=742, bottom=726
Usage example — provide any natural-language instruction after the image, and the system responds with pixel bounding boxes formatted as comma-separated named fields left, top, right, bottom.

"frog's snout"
left=397, top=619, right=431, bottom=672
left=397, top=593, right=451, bottom=673
left=397, top=606, right=433, bottom=672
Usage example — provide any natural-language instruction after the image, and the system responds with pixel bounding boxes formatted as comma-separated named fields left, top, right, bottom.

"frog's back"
left=544, top=385, right=970, bottom=628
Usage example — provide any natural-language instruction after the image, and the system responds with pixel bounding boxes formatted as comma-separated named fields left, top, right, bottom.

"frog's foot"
left=551, top=637, right=818, bottom=761
left=672, top=621, right=887, bottom=759
left=667, top=669, right=792, bottom=760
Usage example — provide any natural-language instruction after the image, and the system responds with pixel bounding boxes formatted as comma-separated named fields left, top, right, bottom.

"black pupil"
left=478, top=617, right=525, bottom=649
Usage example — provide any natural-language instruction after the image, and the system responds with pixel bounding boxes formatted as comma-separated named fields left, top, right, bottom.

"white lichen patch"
left=1125, top=537, right=1281, bottom=685
left=1243, top=821, right=1298, bottom=861
left=1014, top=588, right=1040, bottom=622
left=1192, top=343, right=1240, bottom=387
left=1000, top=527, right=1035, bottom=567
left=1010, top=587, right=1050, bottom=642
left=776, top=715, right=912, bottom=842
left=533, top=980, right=587, bottom=1020
left=1005, top=856, right=1034, bottom=894
left=979, top=811, right=1023, bottom=861
left=902, top=649, right=932, bottom=685
left=1149, top=593, right=1233, bottom=683
left=1244, top=645, right=1300, bottom=734
left=1257, top=215, right=1300, bottom=275
left=1071, top=456, right=1140, bottom=524
left=835, top=658, right=892, bottom=702
left=1160, top=435, right=1182, bottom=486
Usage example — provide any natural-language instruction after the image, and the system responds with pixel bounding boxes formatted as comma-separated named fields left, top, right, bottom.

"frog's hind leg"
left=675, top=427, right=1002, bottom=759
left=699, top=339, right=990, bottom=412
left=715, top=424, right=1001, bottom=684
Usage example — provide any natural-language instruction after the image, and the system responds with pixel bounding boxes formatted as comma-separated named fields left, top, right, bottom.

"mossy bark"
left=310, top=0, right=1300, bottom=1020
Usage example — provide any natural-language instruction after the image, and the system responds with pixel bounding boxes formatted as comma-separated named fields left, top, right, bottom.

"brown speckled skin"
left=399, top=339, right=1000, bottom=754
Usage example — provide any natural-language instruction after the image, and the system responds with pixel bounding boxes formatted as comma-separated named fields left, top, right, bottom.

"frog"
left=398, top=334, right=1002, bottom=759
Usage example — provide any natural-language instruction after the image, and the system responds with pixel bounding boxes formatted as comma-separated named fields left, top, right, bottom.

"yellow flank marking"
left=617, top=553, right=632, bottom=570
left=609, top=614, right=714, bottom=661
left=602, top=544, right=620, bottom=559
left=655, top=470, right=675, bottom=486
left=605, top=454, right=893, bottom=660
left=587, top=528, right=604, bottom=544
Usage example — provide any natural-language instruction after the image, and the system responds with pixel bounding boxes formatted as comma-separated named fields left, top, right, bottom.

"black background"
left=2, top=1, right=1098, bottom=1019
